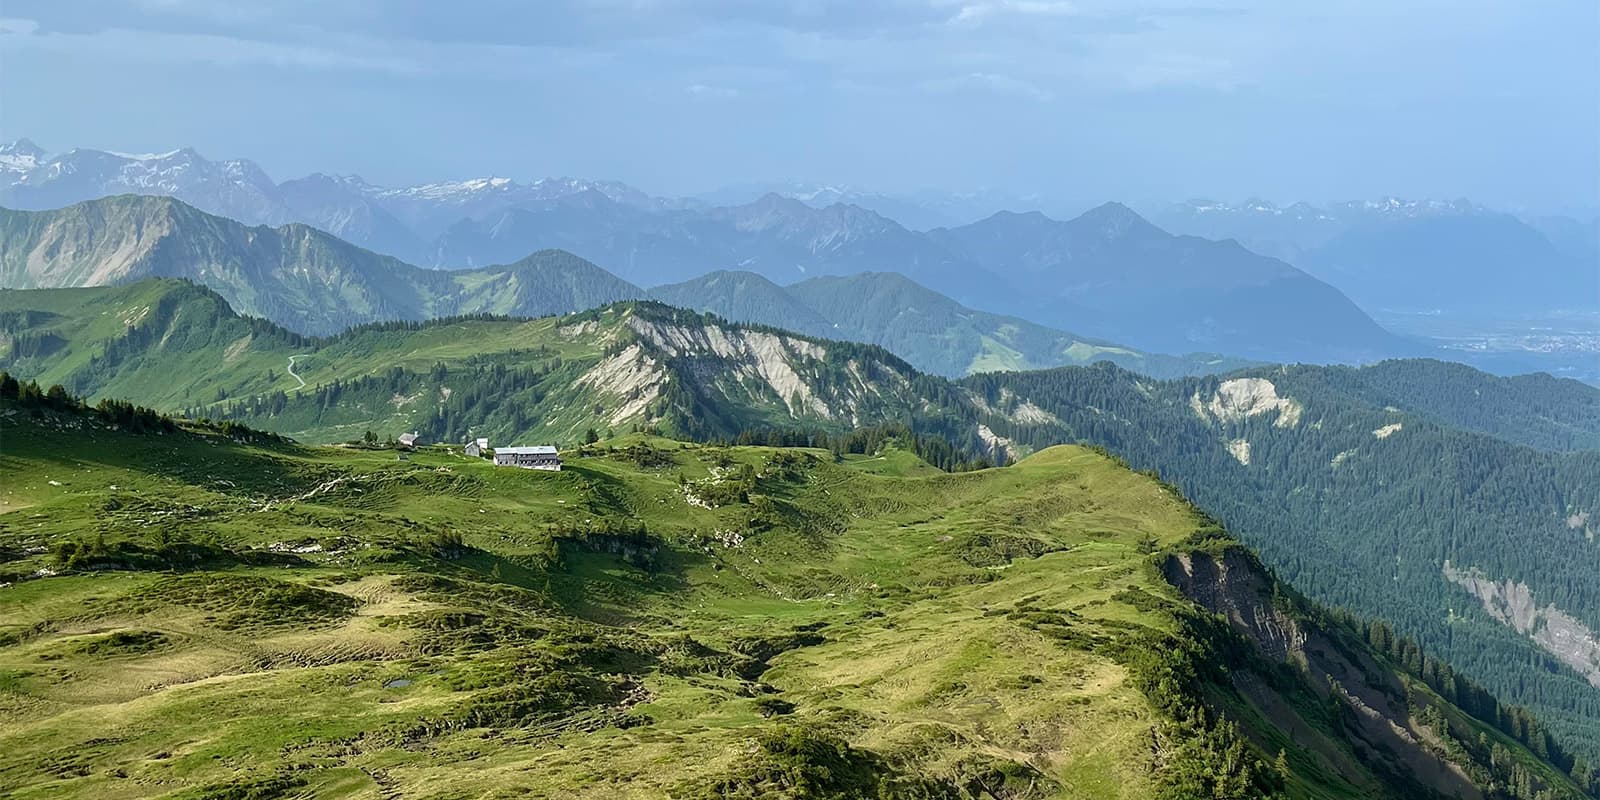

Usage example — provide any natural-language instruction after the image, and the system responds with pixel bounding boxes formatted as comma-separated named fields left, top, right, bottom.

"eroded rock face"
left=1164, top=548, right=1483, bottom=799
left=976, top=423, right=1014, bottom=462
left=1190, top=377, right=1303, bottom=428
left=576, top=343, right=667, bottom=425
left=629, top=315, right=833, bottom=418
left=1443, top=562, right=1600, bottom=688
left=1163, top=549, right=1304, bottom=662
left=1372, top=422, right=1402, bottom=439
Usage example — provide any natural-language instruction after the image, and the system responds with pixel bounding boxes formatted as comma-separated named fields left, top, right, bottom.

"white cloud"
left=0, top=17, right=41, bottom=35
left=0, top=16, right=429, bottom=75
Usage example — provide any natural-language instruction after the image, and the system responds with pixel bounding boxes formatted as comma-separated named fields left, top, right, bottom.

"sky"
left=1, top=0, right=1597, bottom=215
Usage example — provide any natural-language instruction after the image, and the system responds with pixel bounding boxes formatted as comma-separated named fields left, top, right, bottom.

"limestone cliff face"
left=1444, top=561, right=1600, bottom=688
left=617, top=307, right=940, bottom=433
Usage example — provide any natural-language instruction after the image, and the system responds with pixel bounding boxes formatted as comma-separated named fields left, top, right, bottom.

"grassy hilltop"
left=0, top=394, right=1591, bottom=799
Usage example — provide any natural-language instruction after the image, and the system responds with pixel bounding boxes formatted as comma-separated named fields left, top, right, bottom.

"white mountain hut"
left=492, top=445, right=561, bottom=471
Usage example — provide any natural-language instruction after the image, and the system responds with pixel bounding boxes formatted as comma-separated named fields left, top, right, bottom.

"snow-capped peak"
left=1175, top=195, right=1484, bottom=222
left=379, top=176, right=521, bottom=202
left=0, top=138, right=48, bottom=172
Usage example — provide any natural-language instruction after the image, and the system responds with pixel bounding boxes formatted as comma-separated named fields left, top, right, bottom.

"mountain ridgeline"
left=0, top=195, right=1246, bottom=378
left=925, top=205, right=1401, bottom=360
left=650, top=269, right=1255, bottom=377
left=4, top=145, right=1408, bottom=364
left=1152, top=198, right=1600, bottom=314
left=3, top=278, right=1600, bottom=768
left=0, top=195, right=638, bottom=336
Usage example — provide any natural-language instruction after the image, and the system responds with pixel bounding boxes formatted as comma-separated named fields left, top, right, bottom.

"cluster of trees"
left=1110, top=609, right=1285, bottom=799
left=718, top=422, right=1002, bottom=473
left=334, top=313, right=522, bottom=338
left=0, top=329, right=63, bottom=361
left=2, top=371, right=281, bottom=442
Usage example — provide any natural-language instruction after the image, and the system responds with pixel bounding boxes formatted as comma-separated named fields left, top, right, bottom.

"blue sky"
left=2, top=1, right=1596, bottom=214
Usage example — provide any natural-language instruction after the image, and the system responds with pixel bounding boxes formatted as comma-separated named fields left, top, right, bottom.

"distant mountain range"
left=651, top=269, right=1256, bottom=377
left=0, top=196, right=639, bottom=335
left=1, top=141, right=1413, bottom=364
left=0, top=139, right=680, bottom=266
left=0, top=195, right=1250, bottom=378
left=693, top=182, right=1042, bottom=231
left=927, top=204, right=1402, bottom=360
left=1151, top=197, right=1600, bottom=314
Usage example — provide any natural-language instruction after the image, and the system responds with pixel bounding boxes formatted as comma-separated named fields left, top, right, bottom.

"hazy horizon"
left=2, top=1, right=1597, bottom=216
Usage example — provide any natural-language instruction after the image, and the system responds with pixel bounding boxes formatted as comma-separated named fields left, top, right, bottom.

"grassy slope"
left=0, top=282, right=623, bottom=440
left=0, top=281, right=304, bottom=409
left=1, top=407, right=1586, bottom=799
left=5, top=282, right=1599, bottom=784
left=0, top=418, right=1182, bottom=798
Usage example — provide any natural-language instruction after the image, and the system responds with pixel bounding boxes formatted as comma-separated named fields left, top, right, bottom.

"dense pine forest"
left=966, top=362, right=1600, bottom=757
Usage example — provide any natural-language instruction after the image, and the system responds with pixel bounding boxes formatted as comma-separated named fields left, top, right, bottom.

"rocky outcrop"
left=1190, top=377, right=1303, bottom=428
left=1163, top=548, right=1305, bottom=663
left=629, top=315, right=834, bottom=418
left=1443, top=561, right=1600, bottom=688
left=575, top=343, right=668, bottom=425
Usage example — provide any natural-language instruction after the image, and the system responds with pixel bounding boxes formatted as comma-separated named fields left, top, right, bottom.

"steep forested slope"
left=968, top=364, right=1600, bottom=755
left=1283, top=359, right=1600, bottom=452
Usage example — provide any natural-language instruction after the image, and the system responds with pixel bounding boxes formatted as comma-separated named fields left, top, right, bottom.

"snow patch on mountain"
left=1172, top=196, right=1480, bottom=222
left=0, top=139, right=48, bottom=173
left=377, top=177, right=516, bottom=202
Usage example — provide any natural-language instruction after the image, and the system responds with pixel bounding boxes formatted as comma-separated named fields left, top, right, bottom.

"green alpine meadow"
left=5, top=278, right=1599, bottom=767
left=2, top=275, right=1598, bottom=798
left=0, top=384, right=1590, bottom=799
